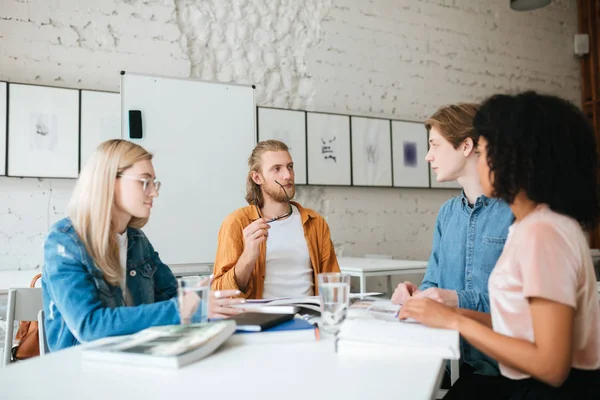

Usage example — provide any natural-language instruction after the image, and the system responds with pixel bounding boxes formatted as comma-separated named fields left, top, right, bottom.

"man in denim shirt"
left=392, top=104, right=514, bottom=381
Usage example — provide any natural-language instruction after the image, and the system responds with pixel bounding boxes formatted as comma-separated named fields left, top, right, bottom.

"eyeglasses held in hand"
left=255, top=180, right=292, bottom=223
left=117, top=174, right=161, bottom=194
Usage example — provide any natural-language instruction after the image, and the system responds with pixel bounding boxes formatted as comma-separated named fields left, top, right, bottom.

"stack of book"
left=81, top=320, right=236, bottom=369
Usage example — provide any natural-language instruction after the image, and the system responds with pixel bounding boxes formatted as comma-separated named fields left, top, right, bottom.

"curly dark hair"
left=473, top=91, right=600, bottom=230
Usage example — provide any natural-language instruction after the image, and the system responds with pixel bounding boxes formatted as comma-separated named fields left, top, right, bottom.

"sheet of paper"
left=349, top=292, right=383, bottom=299
left=338, top=319, right=460, bottom=359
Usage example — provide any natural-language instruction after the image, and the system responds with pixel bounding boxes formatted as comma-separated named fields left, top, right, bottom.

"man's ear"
left=251, top=171, right=262, bottom=185
left=463, top=138, right=475, bottom=157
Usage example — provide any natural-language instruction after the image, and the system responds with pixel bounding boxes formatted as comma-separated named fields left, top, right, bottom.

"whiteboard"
left=80, top=90, right=121, bottom=169
left=121, top=73, right=255, bottom=265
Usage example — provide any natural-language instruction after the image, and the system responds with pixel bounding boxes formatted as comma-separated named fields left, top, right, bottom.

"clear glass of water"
left=318, top=273, right=351, bottom=335
left=177, top=275, right=211, bottom=324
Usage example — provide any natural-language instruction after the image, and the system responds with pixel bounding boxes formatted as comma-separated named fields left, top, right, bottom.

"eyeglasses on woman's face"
left=117, top=174, right=161, bottom=194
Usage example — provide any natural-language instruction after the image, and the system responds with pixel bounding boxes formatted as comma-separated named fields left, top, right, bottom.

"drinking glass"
left=318, top=273, right=351, bottom=335
left=177, top=275, right=211, bottom=324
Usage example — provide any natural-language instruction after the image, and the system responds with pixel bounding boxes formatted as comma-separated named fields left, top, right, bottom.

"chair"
left=364, top=254, right=394, bottom=295
left=38, top=309, right=48, bottom=356
left=2, top=287, right=42, bottom=367
left=435, top=360, right=460, bottom=399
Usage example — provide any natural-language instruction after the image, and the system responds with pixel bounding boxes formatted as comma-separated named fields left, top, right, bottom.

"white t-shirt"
left=489, top=205, right=600, bottom=379
left=117, top=232, right=132, bottom=306
left=262, top=205, right=314, bottom=299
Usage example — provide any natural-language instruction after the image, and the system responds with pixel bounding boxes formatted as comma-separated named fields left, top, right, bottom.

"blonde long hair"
left=68, top=139, right=152, bottom=286
left=245, top=140, right=290, bottom=208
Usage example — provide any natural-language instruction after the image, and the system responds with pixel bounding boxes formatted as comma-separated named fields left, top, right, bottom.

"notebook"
left=227, top=317, right=317, bottom=345
left=336, top=319, right=459, bottom=360
left=229, top=312, right=294, bottom=332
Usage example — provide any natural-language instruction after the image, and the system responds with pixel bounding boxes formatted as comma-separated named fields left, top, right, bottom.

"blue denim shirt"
left=420, top=193, right=514, bottom=375
left=42, top=217, right=180, bottom=352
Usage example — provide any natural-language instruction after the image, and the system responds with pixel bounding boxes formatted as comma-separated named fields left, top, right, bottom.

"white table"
left=0, top=339, right=445, bottom=400
left=338, top=257, right=428, bottom=295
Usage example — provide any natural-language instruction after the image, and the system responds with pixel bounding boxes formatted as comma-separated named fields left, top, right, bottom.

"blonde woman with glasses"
left=42, top=139, right=243, bottom=352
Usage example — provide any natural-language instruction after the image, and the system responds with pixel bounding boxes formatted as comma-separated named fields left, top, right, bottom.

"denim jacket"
left=420, top=193, right=514, bottom=375
left=42, top=217, right=180, bottom=352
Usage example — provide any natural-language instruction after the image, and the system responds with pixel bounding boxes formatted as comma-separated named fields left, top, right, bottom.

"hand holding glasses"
left=241, top=180, right=292, bottom=262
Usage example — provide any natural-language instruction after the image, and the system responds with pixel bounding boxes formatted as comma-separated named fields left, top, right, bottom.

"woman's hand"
left=398, top=297, right=460, bottom=330
left=209, top=290, right=246, bottom=318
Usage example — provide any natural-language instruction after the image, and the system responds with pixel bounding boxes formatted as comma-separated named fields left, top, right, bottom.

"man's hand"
left=233, top=218, right=270, bottom=291
left=413, top=287, right=459, bottom=307
left=240, top=218, right=270, bottom=262
left=391, top=281, right=420, bottom=305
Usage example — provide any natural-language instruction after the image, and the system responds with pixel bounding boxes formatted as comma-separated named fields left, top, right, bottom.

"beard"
left=262, top=181, right=295, bottom=203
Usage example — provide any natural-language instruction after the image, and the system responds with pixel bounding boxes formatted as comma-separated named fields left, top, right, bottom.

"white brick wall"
left=0, top=0, right=579, bottom=290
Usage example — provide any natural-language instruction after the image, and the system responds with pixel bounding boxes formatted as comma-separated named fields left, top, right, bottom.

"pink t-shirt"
left=489, top=205, right=600, bottom=380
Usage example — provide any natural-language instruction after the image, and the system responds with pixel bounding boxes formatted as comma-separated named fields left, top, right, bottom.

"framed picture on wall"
left=0, top=82, right=6, bottom=176
left=307, top=112, right=351, bottom=185
left=257, top=107, right=307, bottom=184
left=80, top=90, right=121, bottom=170
left=7, top=83, right=80, bottom=178
left=351, top=116, right=392, bottom=186
left=391, top=120, right=429, bottom=188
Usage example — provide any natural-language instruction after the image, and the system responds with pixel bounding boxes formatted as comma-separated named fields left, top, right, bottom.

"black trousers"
left=443, top=368, right=600, bottom=400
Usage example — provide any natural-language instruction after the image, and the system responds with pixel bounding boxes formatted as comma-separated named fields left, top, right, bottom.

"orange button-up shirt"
left=212, top=201, right=340, bottom=299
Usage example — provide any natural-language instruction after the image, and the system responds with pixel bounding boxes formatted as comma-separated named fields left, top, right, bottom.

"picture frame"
left=80, top=90, right=121, bottom=170
left=351, top=116, right=392, bottom=187
left=0, top=82, right=6, bottom=176
left=391, top=120, right=429, bottom=188
left=7, top=83, right=80, bottom=178
left=306, top=112, right=351, bottom=186
left=257, top=107, right=307, bottom=185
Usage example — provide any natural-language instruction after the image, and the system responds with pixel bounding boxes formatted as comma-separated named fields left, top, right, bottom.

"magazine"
left=81, top=320, right=236, bottom=369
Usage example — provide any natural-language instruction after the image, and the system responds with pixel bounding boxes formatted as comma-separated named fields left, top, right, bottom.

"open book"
left=229, top=296, right=321, bottom=314
left=233, top=293, right=383, bottom=315
left=81, top=320, right=236, bottom=369
left=239, top=296, right=321, bottom=314
left=336, top=319, right=460, bottom=360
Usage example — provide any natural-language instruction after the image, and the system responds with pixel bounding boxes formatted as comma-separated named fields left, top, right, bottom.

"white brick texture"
left=0, top=0, right=579, bottom=290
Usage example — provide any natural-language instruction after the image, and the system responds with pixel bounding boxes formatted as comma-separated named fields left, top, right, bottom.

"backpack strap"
left=30, top=273, right=42, bottom=288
